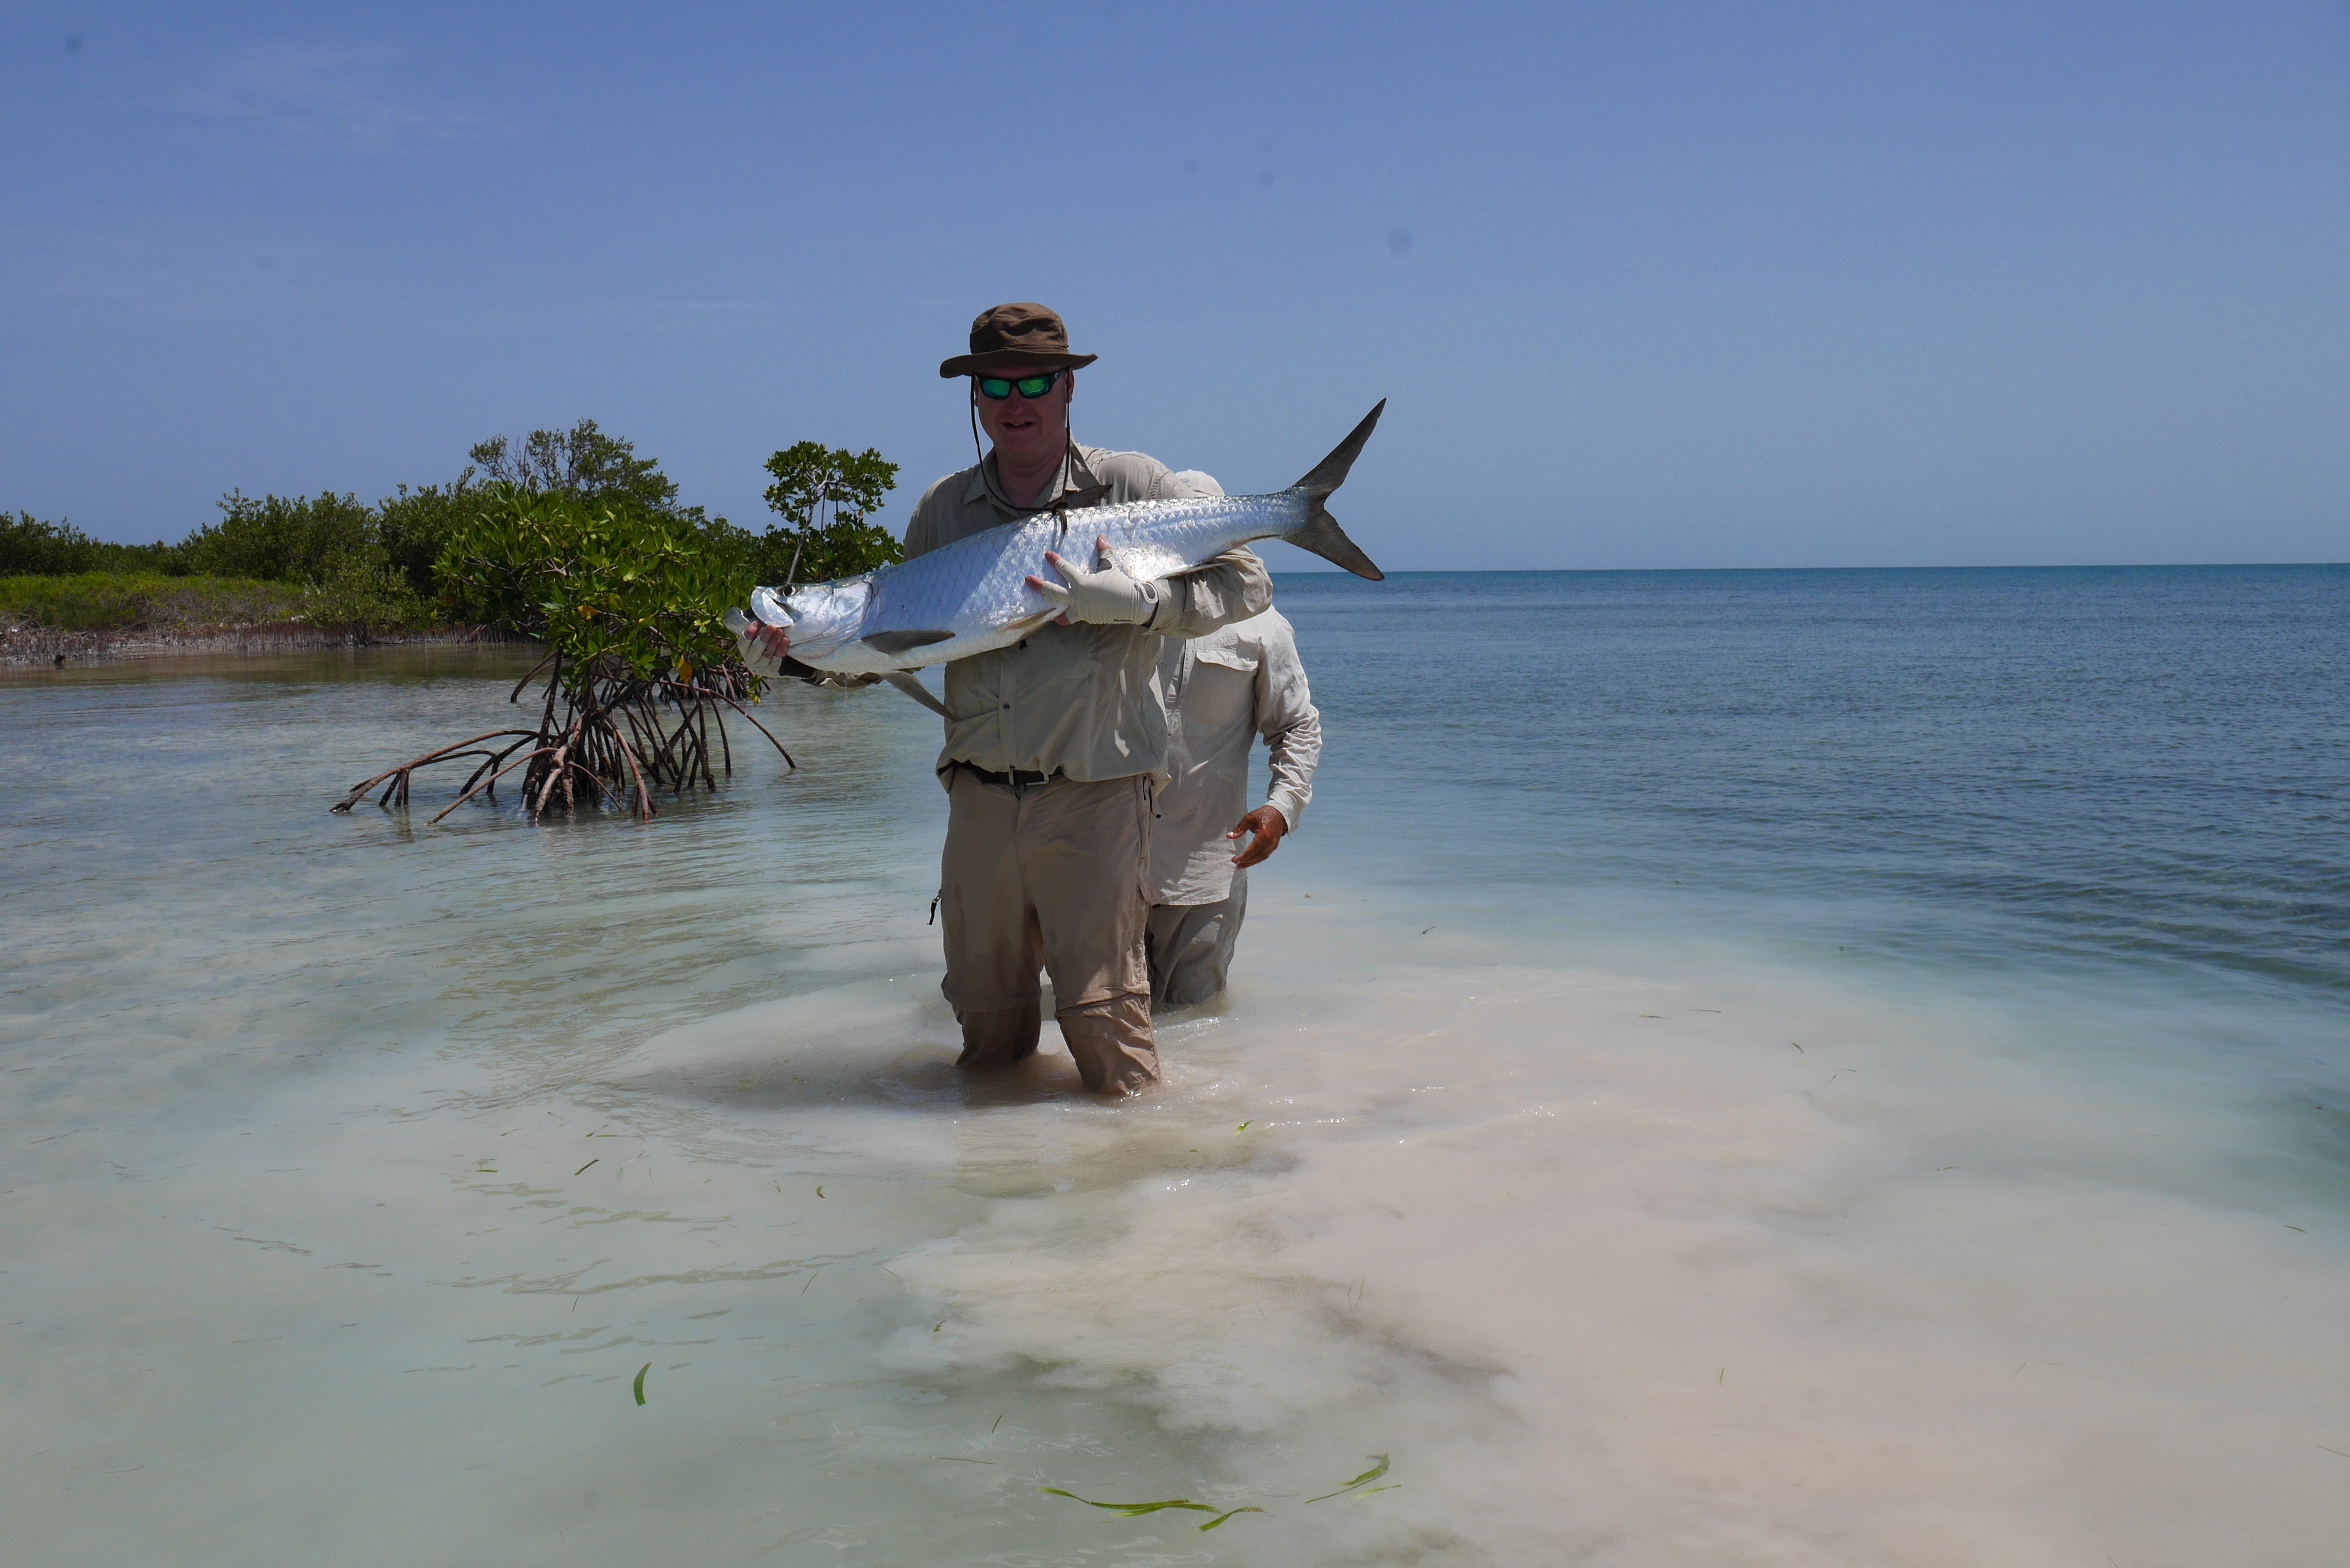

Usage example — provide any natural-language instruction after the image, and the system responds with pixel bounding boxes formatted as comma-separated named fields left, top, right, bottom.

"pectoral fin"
left=864, top=629, right=955, bottom=655
left=882, top=671, right=952, bottom=718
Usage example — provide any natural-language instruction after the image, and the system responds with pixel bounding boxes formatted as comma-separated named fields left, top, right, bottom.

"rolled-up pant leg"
left=1055, top=996, right=1157, bottom=1095
left=940, top=770, right=1044, bottom=1066
left=939, top=771, right=1159, bottom=1094
left=1146, top=870, right=1248, bottom=1009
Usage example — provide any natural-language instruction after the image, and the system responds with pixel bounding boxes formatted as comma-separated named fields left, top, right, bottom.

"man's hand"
left=743, top=619, right=793, bottom=660
left=1228, top=805, right=1288, bottom=869
left=1026, top=536, right=1157, bottom=626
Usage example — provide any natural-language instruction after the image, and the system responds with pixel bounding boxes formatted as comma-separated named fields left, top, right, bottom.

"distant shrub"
left=302, top=557, right=433, bottom=631
left=14, top=420, right=733, bottom=600
left=379, top=480, right=489, bottom=599
left=469, top=419, right=712, bottom=524
left=92, top=539, right=184, bottom=574
left=179, top=491, right=377, bottom=584
left=3, top=512, right=189, bottom=576
left=0, top=573, right=305, bottom=631
left=11, top=420, right=878, bottom=656
left=4, top=513, right=103, bottom=575
left=163, top=491, right=429, bottom=630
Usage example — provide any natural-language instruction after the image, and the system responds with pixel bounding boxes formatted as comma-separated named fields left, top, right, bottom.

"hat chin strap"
left=970, top=398, right=1078, bottom=520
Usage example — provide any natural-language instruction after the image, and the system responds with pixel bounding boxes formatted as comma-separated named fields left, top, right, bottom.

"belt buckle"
left=960, top=762, right=1054, bottom=792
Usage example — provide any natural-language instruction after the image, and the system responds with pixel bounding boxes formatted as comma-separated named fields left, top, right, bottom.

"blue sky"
left=4, top=2, right=2345, bottom=569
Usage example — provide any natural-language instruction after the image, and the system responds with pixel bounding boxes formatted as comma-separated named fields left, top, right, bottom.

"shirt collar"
left=963, top=445, right=1106, bottom=518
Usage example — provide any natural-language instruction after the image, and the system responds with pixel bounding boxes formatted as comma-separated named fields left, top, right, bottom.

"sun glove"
left=1032, top=547, right=1161, bottom=626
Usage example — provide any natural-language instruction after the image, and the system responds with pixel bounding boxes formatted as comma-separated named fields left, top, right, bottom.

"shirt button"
left=1002, top=704, right=1011, bottom=710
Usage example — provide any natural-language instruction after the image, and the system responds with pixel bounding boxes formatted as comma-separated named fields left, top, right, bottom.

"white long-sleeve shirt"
left=1149, top=607, right=1322, bottom=905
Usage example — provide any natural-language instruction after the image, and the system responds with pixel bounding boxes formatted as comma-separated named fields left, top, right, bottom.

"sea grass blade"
left=1198, top=1507, right=1266, bottom=1531
left=1039, top=1488, right=1215, bottom=1517
left=1304, top=1453, right=1389, bottom=1504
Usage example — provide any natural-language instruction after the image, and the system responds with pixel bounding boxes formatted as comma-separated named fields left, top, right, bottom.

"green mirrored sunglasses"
left=975, top=370, right=1065, bottom=400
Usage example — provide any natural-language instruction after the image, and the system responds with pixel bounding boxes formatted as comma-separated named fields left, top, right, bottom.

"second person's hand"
left=1227, top=805, right=1288, bottom=868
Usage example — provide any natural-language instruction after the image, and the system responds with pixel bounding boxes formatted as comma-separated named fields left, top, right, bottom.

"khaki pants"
left=1146, top=872, right=1248, bottom=1010
left=939, top=769, right=1158, bottom=1095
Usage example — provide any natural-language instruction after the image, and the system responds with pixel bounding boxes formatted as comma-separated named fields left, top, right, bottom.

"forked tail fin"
left=1285, top=400, right=1387, bottom=581
left=1293, top=400, right=1386, bottom=500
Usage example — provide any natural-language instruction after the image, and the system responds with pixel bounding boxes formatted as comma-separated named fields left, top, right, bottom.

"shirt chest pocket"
left=1184, top=651, right=1258, bottom=727
left=1017, top=625, right=1105, bottom=686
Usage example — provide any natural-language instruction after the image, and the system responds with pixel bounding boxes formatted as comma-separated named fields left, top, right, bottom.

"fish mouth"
left=748, top=586, right=799, bottom=631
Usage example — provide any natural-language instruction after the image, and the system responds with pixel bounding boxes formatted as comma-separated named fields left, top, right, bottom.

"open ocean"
left=4, top=565, right=2347, bottom=1565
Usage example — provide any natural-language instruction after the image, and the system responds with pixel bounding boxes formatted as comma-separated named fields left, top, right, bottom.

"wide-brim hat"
left=939, top=301, right=1098, bottom=378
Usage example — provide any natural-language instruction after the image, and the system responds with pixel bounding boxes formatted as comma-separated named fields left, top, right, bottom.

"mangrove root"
left=331, top=652, right=791, bottom=824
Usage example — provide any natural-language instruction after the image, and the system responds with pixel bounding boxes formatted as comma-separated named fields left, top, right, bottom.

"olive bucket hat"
left=938, top=301, right=1099, bottom=378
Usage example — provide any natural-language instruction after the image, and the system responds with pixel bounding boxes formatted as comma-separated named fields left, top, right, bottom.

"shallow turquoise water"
left=1279, top=565, right=2350, bottom=994
left=4, top=569, right=2347, bottom=1565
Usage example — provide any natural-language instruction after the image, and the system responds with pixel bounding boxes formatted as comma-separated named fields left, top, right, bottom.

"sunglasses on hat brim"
left=975, top=371, right=1065, bottom=400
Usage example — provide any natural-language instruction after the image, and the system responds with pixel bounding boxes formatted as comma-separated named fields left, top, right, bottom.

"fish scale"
left=728, top=402, right=1387, bottom=680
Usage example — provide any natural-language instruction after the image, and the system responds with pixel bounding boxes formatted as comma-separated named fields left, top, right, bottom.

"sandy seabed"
left=9, top=894, right=2347, bottom=1566
left=713, top=914, right=2350, bottom=1565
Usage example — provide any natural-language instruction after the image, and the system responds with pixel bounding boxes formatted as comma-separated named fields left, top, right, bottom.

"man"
left=900, top=303, right=1269, bottom=1094
left=1146, top=547, right=1321, bottom=1007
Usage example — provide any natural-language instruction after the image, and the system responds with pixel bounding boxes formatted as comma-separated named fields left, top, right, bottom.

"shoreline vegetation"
left=334, top=488, right=793, bottom=822
left=0, top=570, right=535, bottom=666
left=5, top=419, right=901, bottom=670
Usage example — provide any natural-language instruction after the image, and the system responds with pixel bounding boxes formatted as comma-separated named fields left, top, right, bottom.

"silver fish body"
left=729, top=402, right=1386, bottom=678
left=739, top=490, right=1302, bottom=677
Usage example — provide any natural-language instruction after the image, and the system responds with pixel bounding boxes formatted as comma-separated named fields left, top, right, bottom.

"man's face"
left=973, top=362, right=1073, bottom=466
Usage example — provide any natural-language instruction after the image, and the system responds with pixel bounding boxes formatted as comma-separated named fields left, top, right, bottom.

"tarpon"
left=727, top=402, right=1386, bottom=688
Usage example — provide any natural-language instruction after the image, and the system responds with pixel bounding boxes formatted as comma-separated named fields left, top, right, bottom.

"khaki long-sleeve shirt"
left=1149, top=608, right=1322, bottom=905
left=902, top=443, right=1271, bottom=786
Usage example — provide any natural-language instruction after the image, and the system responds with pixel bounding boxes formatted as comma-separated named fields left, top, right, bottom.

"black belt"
left=957, top=763, right=1060, bottom=789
